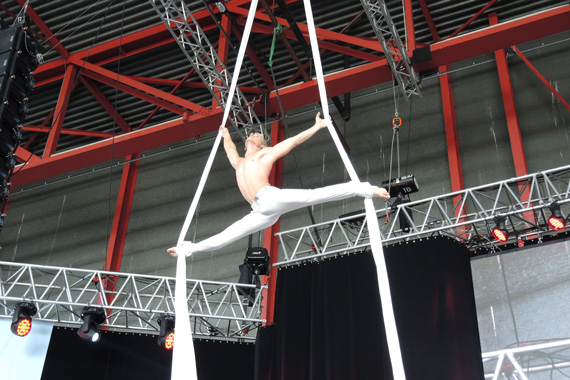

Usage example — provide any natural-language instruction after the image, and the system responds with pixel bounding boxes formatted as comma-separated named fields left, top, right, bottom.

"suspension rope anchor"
left=392, top=115, right=402, bottom=128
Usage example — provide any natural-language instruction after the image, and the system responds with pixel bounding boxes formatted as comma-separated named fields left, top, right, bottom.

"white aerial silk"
left=172, top=1, right=406, bottom=380
left=301, top=1, right=407, bottom=379
left=171, top=1, right=259, bottom=379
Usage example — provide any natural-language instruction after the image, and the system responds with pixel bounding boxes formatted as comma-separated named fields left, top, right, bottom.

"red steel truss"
left=11, top=4, right=570, bottom=188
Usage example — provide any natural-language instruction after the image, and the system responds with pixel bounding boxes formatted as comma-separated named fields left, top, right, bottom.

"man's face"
left=245, top=133, right=266, bottom=151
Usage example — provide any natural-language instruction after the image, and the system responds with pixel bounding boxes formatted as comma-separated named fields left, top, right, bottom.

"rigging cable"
left=267, top=24, right=323, bottom=248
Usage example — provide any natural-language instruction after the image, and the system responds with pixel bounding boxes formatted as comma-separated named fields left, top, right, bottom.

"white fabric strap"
left=171, top=1, right=259, bottom=379
left=302, top=1, right=407, bottom=379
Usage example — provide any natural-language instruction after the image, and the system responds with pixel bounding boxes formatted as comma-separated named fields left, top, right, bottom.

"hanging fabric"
left=301, top=1, right=406, bottom=379
left=171, top=1, right=260, bottom=379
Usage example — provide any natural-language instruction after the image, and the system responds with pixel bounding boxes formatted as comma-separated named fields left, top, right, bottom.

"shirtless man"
left=168, top=113, right=390, bottom=257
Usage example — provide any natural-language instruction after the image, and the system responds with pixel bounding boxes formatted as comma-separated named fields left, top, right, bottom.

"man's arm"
left=265, top=112, right=329, bottom=162
left=221, top=126, right=241, bottom=168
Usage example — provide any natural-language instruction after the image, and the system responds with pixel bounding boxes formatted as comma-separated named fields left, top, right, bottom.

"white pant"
left=182, top=181, right=374, bottom=255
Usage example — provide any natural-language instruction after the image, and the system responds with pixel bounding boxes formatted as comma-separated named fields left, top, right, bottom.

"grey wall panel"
left=2, top=167, right=122, bottom=269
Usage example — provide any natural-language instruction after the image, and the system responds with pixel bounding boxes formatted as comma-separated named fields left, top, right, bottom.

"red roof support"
left=23, top=125, right=115, bottom=138
left=511, top=45, right=570, bottom=113
left=105, top=154, right=140, bottom=273
left=404, top=0, right=416, bottom=51
left=32, top=0, right=274, bottom=87
left=418, top=0, right=440, bottom=42
left=11, top=6, right=570, bottom=188
left=490, top=13, right=528, bottom=177
left=261, top=120, right=284, bottom=325
left=448, top=0, right=497, bottom=39
left=79, top=76, right=132, bottom=133
left=43, top=64, right=79, bottom=158
left=76, top=60, right=210, bottom=116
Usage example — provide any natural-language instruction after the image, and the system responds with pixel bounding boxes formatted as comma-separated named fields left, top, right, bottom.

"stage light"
left=157, top=314, right=175, bottom=350
left=245, top=247, right=270, bottom=276
left=381, top=175, right=419, bottom=199
left=11, top=301, right=37, bottom=337
left=547, top=203, right=566, bottom=231
left=491, top=216, right=509, bottom=243
left=77, top=306, right=106, bottom=343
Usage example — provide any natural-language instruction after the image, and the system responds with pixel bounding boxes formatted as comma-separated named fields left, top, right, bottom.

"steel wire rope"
left=32, top=0, right=107, bottom=56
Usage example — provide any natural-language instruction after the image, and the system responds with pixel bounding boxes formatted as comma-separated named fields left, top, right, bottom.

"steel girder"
left=150, top=0, right=261, bottom=139
left=0, top=261, right=264, bottom=340
left=274, top=165, right=570, bottom=265
left=10, top=4, right=570, bottom=188
left=360, top=0, right=421, bottom=98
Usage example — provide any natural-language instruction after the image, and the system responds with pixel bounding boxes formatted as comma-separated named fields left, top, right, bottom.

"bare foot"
left=373, top=186, right=391, bottom=199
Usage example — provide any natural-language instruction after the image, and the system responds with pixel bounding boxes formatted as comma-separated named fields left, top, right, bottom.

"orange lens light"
left=492, top=228, right=508, bottom=243
left=16, top=318, right=32, bottom=337
left=165, top=332, right=175, bottom=350
left=548, top=216, right=565, bottom=231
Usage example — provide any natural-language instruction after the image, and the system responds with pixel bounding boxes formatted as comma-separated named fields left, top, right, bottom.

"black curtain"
left=255, top=251, right=393, bottom=380
left=41, top=328, right=255, bottom=380
left=255, top=237, right=484, bottom=380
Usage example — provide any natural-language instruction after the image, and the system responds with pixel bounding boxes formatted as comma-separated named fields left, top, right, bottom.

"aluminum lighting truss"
left=150, top=0, right=261, bottom=139
left=360, top=0, right=421, bottom=98
left=482, top=338, right=570, bottom=379
left=0, top=262, right=264, bottom=340
left=275, top=165, right=570, bottom=265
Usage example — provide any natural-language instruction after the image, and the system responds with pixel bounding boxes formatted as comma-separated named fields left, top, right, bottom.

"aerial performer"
left=167, top=112, right=390, bottom=258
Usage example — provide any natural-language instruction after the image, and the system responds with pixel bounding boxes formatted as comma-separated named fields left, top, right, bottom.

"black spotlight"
left=547, top=202, right=566, bottom=231
left=491, top=216, right=509, bottom=243
left=381, top=175, right=419, bottom=199
left=245, top=247, right=270, bottom=276
left=157, top=314, right=175, bottom=350
left=77, top=306, right=106, bottom=343
left=11, top=301, right=37, bottom=337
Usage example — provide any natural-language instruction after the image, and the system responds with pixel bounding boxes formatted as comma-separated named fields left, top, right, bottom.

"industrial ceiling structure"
left=0, top=0, right=567, bottom=189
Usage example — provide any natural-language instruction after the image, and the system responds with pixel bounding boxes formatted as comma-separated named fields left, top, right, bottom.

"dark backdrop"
left=41, top=328, right=255, bottom=380
left=255, top=237, right=484, bottom=380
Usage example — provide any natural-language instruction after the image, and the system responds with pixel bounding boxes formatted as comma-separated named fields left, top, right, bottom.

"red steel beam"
left=43, top=64, right=79, bottom=158
left=12, top=7, right=570, bottom=187
left=79, top=76, right=132, bottom=133
left=79, top=68, right=190, bottom=117
left=32, top=0, right=285, bottom=87
left=136, top=69, right=198, bottom=130
left=448, top=0, right=497, bottom=39
left=14, top=146, right=44, bottom=166
left=261, top=120, right=284, bottom=325
left=23, top=125, right=115, bottom=138
left=105, top=154, right=140, bottom=273
left=75, top=60, right=210, bottom=116
left=229, top=3, right=383, bottom=52
left=418, top=0, right=440, bottom=42
left=414, top=5, right=570, bottom=73
left=230, top=22, right=274, bottom=90
left=490, top=13, right=528, bottom=177
left=247, top=20, right=382, bottom=61
left=404, top=0, right=416, bottom=51
left=511, top=45, right=570, bottom=113
left=440, top=67, right=463, bottom=193
left=16, top=0, right=69, bottom=59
